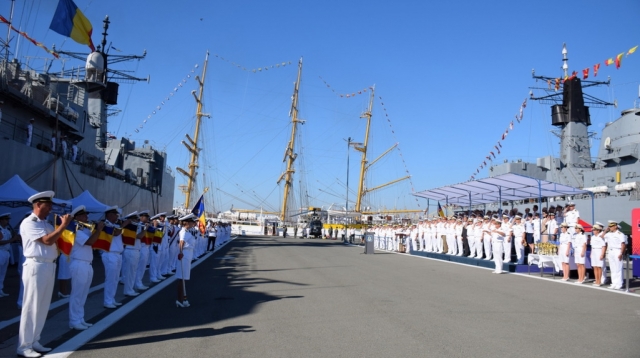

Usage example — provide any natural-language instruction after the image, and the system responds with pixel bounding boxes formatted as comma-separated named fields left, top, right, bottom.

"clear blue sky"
left=5, top=0, right=640, bottom=213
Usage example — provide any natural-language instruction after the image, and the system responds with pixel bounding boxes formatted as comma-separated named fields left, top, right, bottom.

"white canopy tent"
left=413, top=173, right=594, bottom=222
left=69, top=190, right=110, bottom=221
left=0, top=174, right=72, bottom=226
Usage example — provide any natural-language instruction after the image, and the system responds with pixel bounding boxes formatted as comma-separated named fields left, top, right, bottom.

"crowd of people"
left=0, top=191, right=232, bottom=358
left=369, top=202, right=628, bottom=285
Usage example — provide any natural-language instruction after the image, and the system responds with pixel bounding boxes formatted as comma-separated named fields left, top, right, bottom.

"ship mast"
left=277, top=58, right=303, bottom=222
left=177, top=51, right=210, bottom=209
left=354, top=87, right=374, bottom=213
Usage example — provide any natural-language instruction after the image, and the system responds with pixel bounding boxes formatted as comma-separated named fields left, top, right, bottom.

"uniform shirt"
left=564, top=210, right=579, bottom=227
left=604, top=231, right=627, bottom=250
left=491, top=229, right=505, bottom=243
left=558, top=232, right=572, bottom=245
left=473, top=224, right=483, bottom=239
left=547, top=220, right=558, bottom=237
left=20, top=213, right=57, bottom=259
left=590, top=232, right=606, bottom=249
left=105, top=220, right=124, bottom=253
left=70, top=227, right=93, bottom=262
left=0, top=225, right=11, bottom=250
left=572, top=233, right=587, bottom=254
left=512, top=223, right=525, bottom=241
left=501, top=221, right=513, bottom=237
left=524, top=219, right=534, bottom=234
left=179, top=227, right=196, bottom=250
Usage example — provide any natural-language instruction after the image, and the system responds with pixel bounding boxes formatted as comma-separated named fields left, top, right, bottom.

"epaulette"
left=31, top=217, right=38, bottom=221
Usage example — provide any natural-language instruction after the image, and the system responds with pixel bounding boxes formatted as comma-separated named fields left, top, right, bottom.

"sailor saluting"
left=176, top=213, right=197, bottom=307
left=17, top=191, right=72, bottom=358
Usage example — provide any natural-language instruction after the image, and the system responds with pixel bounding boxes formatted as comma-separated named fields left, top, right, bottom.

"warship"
left=489, top=44, right=639, bottom=225
left=0, top=15, right=175, bottom=224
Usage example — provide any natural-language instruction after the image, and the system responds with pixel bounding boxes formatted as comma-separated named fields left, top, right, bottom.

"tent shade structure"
left=69, top=190, right=110, bottom=213
left=413, top=173, right=594, bottom=222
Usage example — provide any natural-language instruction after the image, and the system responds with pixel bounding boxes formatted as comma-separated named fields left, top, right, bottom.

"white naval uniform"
left=176, top=228, right=195, bottom=280
left=572, top=233, right=587, bottom=265
left=0, top=225, right=11, bottom=294
left=148, top=225, right=163, bottom=282
left=135, top=228, right=150, bottom=289
left=466, top=223, right=475, bottom=256
left=455, top=223, right=463, bottom=256
left=491, top=229, right=505, bottom=273
left=101, top=220, right=123, bottom=306
left=558, top=232, right=572, bottom=264
left=564, top=210, right=579, bottom=235
left=472, top=224, right=483, bottom=258
left=590, top=232, right=608, bottom=283
left=122, top=226, right=142, bottom=295
left=501, top=221, right=513, bottom=262
left=169, top=225, right=181, bottom=271
left=69, top=226, right=94, bottom=327
left=512, top=223, right=525, bottom=264
left=604, top=230, right=627, bottom=289
left=18, top=214, right=57, bottom=353
left=160, top=223, right=172, bottom=275
left=482, top=222, right=492, bottom=260
left=547, top=220, right=558, bottom=242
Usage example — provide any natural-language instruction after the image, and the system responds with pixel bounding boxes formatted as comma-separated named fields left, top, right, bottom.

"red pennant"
left=594, top=63, right=600, bottom=77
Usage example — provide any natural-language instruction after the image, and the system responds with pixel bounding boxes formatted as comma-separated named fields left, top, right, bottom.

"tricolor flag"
left=627, top=45, right=638, bottom=56
left=55, top=216, right=76, bottom=256
left=615, top=53, right=624, bottom=69
left=92, top=225, right=115, bottom=252
left=594, top=63, right=600, bottom=77
left=122, top=223, right=138, bottom=246
left=144, top=226, right=156, bottom=245
left=152, top=225, right=164, bottom=244
left=49, top=0, right=95, bottom=51
left=437, top=202, right=445, bottom=218
left=191, top=194, right=207, bottom=235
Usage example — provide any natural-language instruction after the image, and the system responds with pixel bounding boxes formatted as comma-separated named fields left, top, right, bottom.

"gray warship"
left=0, top=16, right=175, bottom=221
left=489, top=45, right=639, bottom=225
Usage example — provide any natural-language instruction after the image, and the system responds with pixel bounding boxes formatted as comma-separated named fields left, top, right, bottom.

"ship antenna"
left=561, top=43, right=568, bottom=78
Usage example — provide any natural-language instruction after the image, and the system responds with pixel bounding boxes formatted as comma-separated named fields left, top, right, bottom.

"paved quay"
left=47, top=235, right=640, bottom=358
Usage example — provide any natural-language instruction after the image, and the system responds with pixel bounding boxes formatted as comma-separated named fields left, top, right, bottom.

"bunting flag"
left=319, top=76, right=374, bottom=98
left=615, top=53, right=623, bottom=69
left=55, top=216, right=76, bottom=256
left=628, top=46, right=638, bottom=56
left=143, top=226, right=156, bottom=245
left=92, top=225, right=115, bottom=251
left=191, top=194, right=207, bottom=235
left=605, top=58, right=614, bottom=66
left=437, top=202, right=445, bottom=218
left=214, top=54, right=291, bottom=73
left=582, top=68, right=589, bottom=80
left=594, top=63, right=600, bottom=77
left=0, top=15, right=59, bottom=58
left=49, top=0, right=95, bottom=51
left=121, top=223, right=137, bottom=246
left=152, top=225, right=164, bottom=244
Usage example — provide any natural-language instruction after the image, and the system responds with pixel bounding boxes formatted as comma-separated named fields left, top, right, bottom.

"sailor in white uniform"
left=501, top=215, right=513, bottom=262
left=482, top=216, right=492, bottom=260
left=17, top=191, right=72, bottom=358
left=101, top=206, right=127, bottom=308
left=176, top=214, right=197, bottom=307
left=589, top=222, right=607, bottom=286
left=558, top=223, right=572, bottom=281
left=489, top=219, right=506, bottom=273
left=455, top=218, right=464, bottom=256
left=572, top=224, right=588, bottom=284
left=604, top=220, right=627, bottom=290
left=148, top=212, right=166, bottom=283
left=121, top=211, right=142, bottom=297
left=472, top=219, right=483, bottom=258
left=0, top=212, right=18, bottom=297
left=564, top=202, right=580, bottom=235
left=69, top=206, right=104, bottom=330
left=134, top=211, right=151, bottom=291
left=511, top=216, right=526, bottom=264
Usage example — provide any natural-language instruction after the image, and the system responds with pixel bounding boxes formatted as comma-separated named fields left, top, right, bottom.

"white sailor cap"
left=137, top=210, right=150, bottom=217
left=71, top=205, right=87, bottom=217
left=594, top=221, right=604, bottom=227
left=607, top=220, right=618, bottom=226
left=150, top=212, right=167, bottom=220
left=575, top=224, right=583, bottom=230
left=179, top=213, right=197, bottom=221
left=502, top=215, right=509, bottom=219
left=568, top=202, right=575, bottom=206
left=483, top=215, right=489, bottom=219
left=0, top=212, right=10, bottom=219
left=514, top=215, right=522, bottom=219
left=124, top=211, right=139, bottom=219
left=560, top=222, right=569, bottom=227
left=28, top=191, right=55, bottom=204
left=593, top=223, right=604, bottom=230
left=105, top=205, right=119, bottom=214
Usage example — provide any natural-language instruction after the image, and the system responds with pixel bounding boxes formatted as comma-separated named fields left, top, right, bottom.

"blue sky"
left=5, top=0, right=640, bottom=214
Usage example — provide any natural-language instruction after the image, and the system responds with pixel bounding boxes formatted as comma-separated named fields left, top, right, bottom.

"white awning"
left=413, top=173, right=590, bottom=207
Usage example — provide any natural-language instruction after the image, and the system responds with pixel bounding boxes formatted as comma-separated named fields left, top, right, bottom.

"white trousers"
left=473, top=237, right=483, bottom=258
left=170, top=242, right=180, bottom=271
left=456, top=237, right=463, bottom=255
left=411, top=237, right=418, bottom=252
left=493, top=240, right=504, bottom=273
left=483, top=236, right=492, bottom=260
left=69, top=260, right=93, bottom=326
left=16, top=246, right=25, bottom=307
left=0, top=249, right=9, bottom=292
left=514, top=240, right=524, bottom=264
left=135, top=245, right=149, bottom=287
left=149, top=245, right=161, bottom=280
left=160, top=245, right=171, bottom=275
left=607, top=249, right=624, bottom=289
left=467, top=236, right=475, bottom=256
left=101, top=252, right=122, bottom=305
left=503, top=240, right=512, bottom=261
left=18, top=260, right=55, bottom=351
left=122, top=249, right=140, bottom=295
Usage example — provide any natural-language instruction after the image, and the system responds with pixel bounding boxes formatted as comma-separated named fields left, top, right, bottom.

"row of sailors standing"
left=7, top=190, right=232, bottom=358
left=372, top=212, right=628, bottom=286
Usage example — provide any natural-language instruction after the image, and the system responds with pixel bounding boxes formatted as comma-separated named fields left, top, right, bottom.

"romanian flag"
left=437, top=202, right=445, bottom=218
left=191, top=194, right=206, bottom=235
left=92, top=225, right=115, bottom=252
left=55, top=216, right=76, bottom=256
left=143, top=226, right=156, bottom=245
left=152, top=225, right=164, bottom=244
left=49, top=0, right=95, bottom=51
left=122, top=223, right=137, bottom=246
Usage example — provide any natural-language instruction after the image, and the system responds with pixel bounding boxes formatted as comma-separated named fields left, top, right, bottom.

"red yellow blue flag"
left=55, top=215, right=76, bottom=256
left=49, top=0, right=95, bottom=51
left=191, top=194, right=206, bottom=235
left=92, top=225, right=115, bottom=252
left=437, top=202, right=445, bottom=218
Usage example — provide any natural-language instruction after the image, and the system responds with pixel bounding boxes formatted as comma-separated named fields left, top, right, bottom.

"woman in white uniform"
left=572, top=224, right=587, bottom=284
left=558, top=223, right=572, bottom=281
left=589, top=223, right=606, bottom=286
left=176, top=214, right=197, bottom=307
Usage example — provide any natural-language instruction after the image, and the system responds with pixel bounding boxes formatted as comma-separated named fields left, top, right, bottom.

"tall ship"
left=0, top=15, right=174, bottom=219
left=489, top=44, right=639, bottom=225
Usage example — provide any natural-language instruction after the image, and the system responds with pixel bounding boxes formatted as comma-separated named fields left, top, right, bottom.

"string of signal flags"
left=469, top=44, right=638, bottom=181
left=0, top=15, right=59, bottom=58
